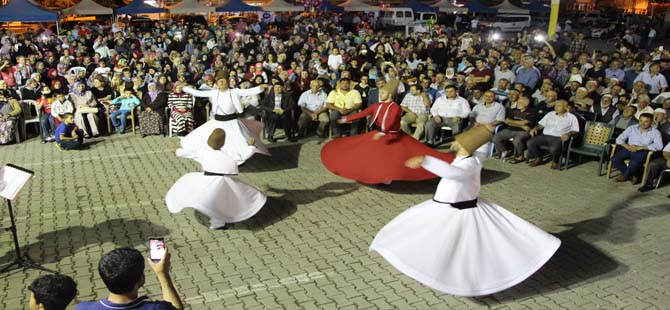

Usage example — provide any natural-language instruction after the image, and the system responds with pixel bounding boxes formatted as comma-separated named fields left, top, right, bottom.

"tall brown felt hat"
left=454, top=125, right=493, bottom=155
left=207, top=128, right=227, bottom=149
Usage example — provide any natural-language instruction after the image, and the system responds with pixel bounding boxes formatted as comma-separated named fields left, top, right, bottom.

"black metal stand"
left=0, top=199, right=55, bottom=274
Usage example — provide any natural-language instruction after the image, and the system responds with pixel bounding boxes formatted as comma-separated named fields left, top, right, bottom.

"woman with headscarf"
left=0, top=93, right=22, bottom=144
left=69, top=82, right=100, bottom=137
left=138, top=82, right=167, bottom=137
left=167, top=82, right=194, bottom=136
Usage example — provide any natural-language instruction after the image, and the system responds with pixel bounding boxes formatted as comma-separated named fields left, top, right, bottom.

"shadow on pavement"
left=371, top=168, right=510, bottom=195
left=234, top=182, right=360, bottom=231
left=473, top=193, right=669, bottom=304
left=240, top=143, right=303, bottom=173
left=0, top=219, right=170, bottom=268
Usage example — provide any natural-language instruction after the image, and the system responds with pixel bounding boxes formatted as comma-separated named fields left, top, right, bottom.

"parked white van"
left=380, top=8, right=414, bottom=27
left=480, top=14, right=531, bottom=32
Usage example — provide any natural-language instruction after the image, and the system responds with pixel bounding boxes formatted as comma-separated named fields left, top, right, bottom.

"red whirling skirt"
left=321, top=131, right=456, bottom=184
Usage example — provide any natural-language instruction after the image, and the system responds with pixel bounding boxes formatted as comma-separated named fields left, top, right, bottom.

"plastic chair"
left=19, top=100, right=40, bottom=140
left=105, top=102, right=137, bottom=135
left=563, top=121, right=615, bottom=176
left=606, top=145, right=654, bottom=186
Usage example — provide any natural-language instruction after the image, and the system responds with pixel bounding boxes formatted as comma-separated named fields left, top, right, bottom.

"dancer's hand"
left=372, top=132, right=385, bottom=141
left=337, top=117, right=348, bottom=124
left=247, top=138, right=255, bottom=145
left=405, top=156, right=425, bottom=169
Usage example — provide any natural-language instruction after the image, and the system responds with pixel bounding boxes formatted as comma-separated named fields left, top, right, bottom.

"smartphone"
left=149, top=238, right=166, bottom=262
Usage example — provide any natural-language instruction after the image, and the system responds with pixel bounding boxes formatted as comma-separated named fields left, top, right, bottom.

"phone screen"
left=149, top=238, right=166, bottom=262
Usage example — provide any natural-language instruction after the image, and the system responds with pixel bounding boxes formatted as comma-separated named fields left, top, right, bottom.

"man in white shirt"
left=297, top=80, right=329, bottom=138
left=527, top=100, right=581, bottom=169
left=634, top=94, right=655, bottom=120
left=469, top=90, right=505, bottom=127
left=424, top=85, right=471, bottom=145
left=634, top=63, right=667, bottom=97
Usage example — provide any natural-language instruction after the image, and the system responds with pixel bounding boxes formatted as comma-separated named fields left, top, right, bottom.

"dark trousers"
left=266, top=111, right=294, bottom=139
left=611, top=148, right=649, bottom=180
left=329, top=110, right=359, bottom=137
left=644, top=157, right=668, bottom=187
left=59, top=129, right=84, bottom=150
left=492, top=129, right=530, bottom=157
left=527, top=134, right=563, bottom=164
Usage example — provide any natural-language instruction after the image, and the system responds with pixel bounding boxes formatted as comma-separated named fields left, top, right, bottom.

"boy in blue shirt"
left=110, top=89, right=140, bottom=134
left=55, top=112, right=85, bottom=150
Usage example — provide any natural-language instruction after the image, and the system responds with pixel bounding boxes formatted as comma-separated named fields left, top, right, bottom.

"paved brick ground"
left=1, top=134, right=669, bottom=309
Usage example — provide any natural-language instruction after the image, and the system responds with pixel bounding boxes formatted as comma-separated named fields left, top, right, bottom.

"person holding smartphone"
left=76, top=247, right=183, bottom=310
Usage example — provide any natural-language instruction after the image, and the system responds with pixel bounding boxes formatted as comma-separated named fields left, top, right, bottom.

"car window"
left=396, top=11, right=403, bottom=18
left=405, top=11, right=412, bottom=18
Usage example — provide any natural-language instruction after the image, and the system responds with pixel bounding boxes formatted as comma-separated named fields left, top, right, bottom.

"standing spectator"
left=28, top=274, right=77, bottom=310
left=37, top=86, right=56, bottom=143
left=297, top=80, right=328, bottom=138
left=611, top=113, right=663, bottom=184
left=400, top=84, right=431, bottom=140
left=527, top=100, right=580, bottom=170
left=569, top=33, right=587, bottom=56
left=0, top=91, right=21, bottom=144
left=76, top=247, right=183, bottom=310
left=424, top=85, right=470, bottom=145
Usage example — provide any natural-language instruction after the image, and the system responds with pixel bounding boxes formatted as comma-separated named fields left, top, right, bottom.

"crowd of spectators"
left=0, top=12, right=668, bottom=189
left=4, top=10, right=670, bottom=308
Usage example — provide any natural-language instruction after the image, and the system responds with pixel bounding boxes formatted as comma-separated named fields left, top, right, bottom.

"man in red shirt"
left=469, top=58, right=493, bottom=91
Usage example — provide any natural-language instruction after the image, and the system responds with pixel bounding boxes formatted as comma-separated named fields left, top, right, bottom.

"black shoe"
left=268, top=137, right=276, bottom=143
left=40, top=140, right=48, bottom=144
left=638, top=186, right=654, bottom=192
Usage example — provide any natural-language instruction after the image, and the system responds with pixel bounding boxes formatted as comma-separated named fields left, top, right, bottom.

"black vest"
left=593, top=104, right=617, bottom=123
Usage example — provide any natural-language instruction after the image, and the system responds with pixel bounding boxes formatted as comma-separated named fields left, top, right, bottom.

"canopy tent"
left=491, top=0, right=528, bottom=14
left=62, top=0, right=113, bottom=15
left=466, top=0, right=497, bottom=14
left=116, top=0, right=165, bottom=14
left=405, top=0, right=437, bottom=12
left=315, top=2, right=344, bottom=12
left=261, top=0, right=302, bottom=12
left=430, top=0, right=468, bottom=13
left=337, top=0, right=379, bottom=12
left=523, top=0, right=550, bottom=13
left=168, top=0, right=215, bottom=14
left=216, top=0, right=260, bottom=12
left=0, top=0, right=58, bottom=22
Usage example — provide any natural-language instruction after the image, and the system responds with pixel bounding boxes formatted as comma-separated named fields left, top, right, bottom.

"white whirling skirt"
left=370, top=197, right=560, bottom=297
left=166, top=173, right=267, bottom=227
left=180, top=119, right=270, bottom=165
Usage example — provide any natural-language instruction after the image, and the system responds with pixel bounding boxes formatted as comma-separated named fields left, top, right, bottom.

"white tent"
left=168, top=0, right=215, bottom=14
left=62, top=0, right=113, bottom=15
left=261, top=0, right=302, bottom=12
left=430, top=0, right=468, bottom=13
left=338, top=0, right=379, bottom=12
left=491, top=0, right=528, bottom=14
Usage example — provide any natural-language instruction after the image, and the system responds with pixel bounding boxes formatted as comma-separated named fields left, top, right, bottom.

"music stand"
left=0, top=164, right=55, bottom=274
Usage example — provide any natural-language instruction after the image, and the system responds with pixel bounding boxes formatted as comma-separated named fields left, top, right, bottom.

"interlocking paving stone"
left=1, top=135, right=670, bottom=309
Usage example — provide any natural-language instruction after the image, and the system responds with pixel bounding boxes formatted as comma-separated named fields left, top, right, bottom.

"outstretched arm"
left=183, top=86, right=214, bottom=98
left=407, top=155, right=477, bottom=179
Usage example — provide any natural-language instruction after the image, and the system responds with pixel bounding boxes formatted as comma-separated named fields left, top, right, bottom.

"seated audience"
left=611, top=113, right=663, bottom=184
left=527, top=100, right=580, bottom=170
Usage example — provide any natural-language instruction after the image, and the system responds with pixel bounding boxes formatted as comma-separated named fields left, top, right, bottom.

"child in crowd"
left=109, top=88, right=140, bottom=134
left=28, top=274, right=77, bottom=310
left=51, top=92, right=73, bottom=128
left=36, top=86, right=56, bottom=143
left=55, top=112, right=85, bottom=150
